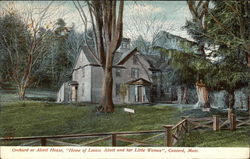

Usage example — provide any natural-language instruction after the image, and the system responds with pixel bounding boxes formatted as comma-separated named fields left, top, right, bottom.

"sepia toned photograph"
left=0, top=0, right=249, bottom=158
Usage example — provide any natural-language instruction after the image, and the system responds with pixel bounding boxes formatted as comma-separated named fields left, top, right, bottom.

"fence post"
left=230, top=114, right=236, bottom=131
left=41, top=138, right=47, bottom=146
left=163, top=125, right=173, bottom=147
left=181, top=117, right=188, bottom=133
left=111, top=134, right=116, bottom=146
left=213, top=115, right=220, bottom=131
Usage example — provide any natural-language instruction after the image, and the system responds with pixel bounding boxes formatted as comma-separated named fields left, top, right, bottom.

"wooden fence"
left=0, top=119, right=189, bottom=147
left=185, top=114, right=250, bottom=131
left=1, top=115, right=249, bottom=147
left=163, top=118, right=188, bottom=146
left=0, top=130, right=165, bottom=147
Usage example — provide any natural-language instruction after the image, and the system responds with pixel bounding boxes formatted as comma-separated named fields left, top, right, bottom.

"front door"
left=71, top=86, right=78, bottom=102
left=138, top=86, right=143, bottom=102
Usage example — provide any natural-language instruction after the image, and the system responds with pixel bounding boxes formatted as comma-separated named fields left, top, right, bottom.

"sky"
left=0, top=1, right=192, bottom=41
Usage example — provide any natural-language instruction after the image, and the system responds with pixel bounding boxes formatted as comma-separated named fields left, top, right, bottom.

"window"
left=82, top=68, right=85, bottom=78
left=131, top=68, right=139, bottom=78
left=116, top=83, right=120, bottom=96
left=122, top=42, right=127, bottom=49
left=133, top=56, right=138, bottom=65
left=116, top=69, right=121, bottom=77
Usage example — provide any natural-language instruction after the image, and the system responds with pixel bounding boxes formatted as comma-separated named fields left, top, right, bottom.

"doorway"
left=71, top=86, right=78, bottom=102
left=138, top=86, right=143, bottom=102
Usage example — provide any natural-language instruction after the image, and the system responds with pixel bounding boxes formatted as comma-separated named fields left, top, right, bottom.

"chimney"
left=118, top=38, right=131, bottom=51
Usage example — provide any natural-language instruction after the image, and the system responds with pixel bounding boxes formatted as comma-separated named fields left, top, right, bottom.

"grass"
left=176, top=127, right=250, bottom=147
left=0, top=88, right=57, bottom=102
left=0, top=101, right=181, bottom=146
left=0, top=89, right=249, bottom=147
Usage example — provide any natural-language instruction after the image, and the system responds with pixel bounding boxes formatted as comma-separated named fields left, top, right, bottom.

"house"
left=146, top=31, right=201, bottom=103
left=57, top=38, right=159, bottom=104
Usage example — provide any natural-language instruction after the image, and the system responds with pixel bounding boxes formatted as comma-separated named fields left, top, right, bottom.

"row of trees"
left=0, top=4, right=85, bottom=99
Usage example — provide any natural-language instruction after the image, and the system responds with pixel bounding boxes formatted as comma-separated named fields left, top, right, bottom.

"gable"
left=124, top=52, right=154, bottom=71
left=126, top=78, right=152, bottom=86
left=116, top=47, right=137, bottom=65
left=73, top=50, right=89, bottom=70
left=73, top=46, right=100, bottom=71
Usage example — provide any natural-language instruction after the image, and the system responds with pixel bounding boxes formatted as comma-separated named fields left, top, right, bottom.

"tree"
left=74, top=0, right=124, bottom=112
left=52, top=18, right=71, bottom=87
left=64, top=26, right=86, bottom=65
left=180, top=0, right=249, bottom=115
left=36, top=21, right=85, bottom=89
left=0, top=3, right=55, bottom=99
left=125, top=3, right=174, bottom=55
left=154, top=46, right=212, bottom=106
left=203, top=1, right=250, bottom=116
left=183, top=0, right=211, bottom=108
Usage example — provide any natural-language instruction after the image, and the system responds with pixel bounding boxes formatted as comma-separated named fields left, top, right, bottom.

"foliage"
left=0, top=4, right=85, bottom=90
left=154, top=47, right=211, bottom=86
left=0, top=5, right=55, bottom=99
left=205, top=1, right=249, bottom=54
left=204, top=53, right=249, bottom=92
left=202, top=1, right=250, bottom=93
left=163, top=1, right=249, bottom=96
left=0, top=11, right=30, bottom=80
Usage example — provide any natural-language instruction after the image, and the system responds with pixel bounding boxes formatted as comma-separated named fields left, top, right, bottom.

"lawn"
left=0, top=91, right=249, bottom=147
left=0, top=101, right=181, bottom=146
left=176, top=127, right=250, bottom=147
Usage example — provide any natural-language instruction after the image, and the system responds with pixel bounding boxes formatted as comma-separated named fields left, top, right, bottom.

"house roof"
left=82, top=46, right=99, bottom=65
left=78, top=46, right=138, bottom=67
left=76, top=46, right=157, bottom=71
left=126, top=78, right=152, bottom=86
left=113, top=51, right=124, bottom=64
left=116, top=47, right=138, bottom=65
left=68, top=81, right=79, bottom=85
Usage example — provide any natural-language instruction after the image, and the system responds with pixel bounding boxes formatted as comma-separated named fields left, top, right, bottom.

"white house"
left=57, top=38, right=159, bottom=104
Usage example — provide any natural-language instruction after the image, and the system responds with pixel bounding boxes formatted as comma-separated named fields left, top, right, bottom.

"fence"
left=0, top=119, right=188, bottom=147
left=163, top=118, right=188, bottom=146
left=0, top=114, right=249, bottom=147
left=185, top=114, right=250, bottom=131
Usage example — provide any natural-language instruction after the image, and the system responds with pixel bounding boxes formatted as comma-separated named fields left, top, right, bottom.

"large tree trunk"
left=194, top=81, right=210, bottom=108
left=228, top=91, right=235, bottom=119
left=76, top=0, right=124, bottom=113
left=98, top=67, right=114, bottom=112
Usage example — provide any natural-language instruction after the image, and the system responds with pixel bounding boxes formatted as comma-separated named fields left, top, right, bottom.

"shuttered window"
left=116, top=83, right=120, bottom=96
left=116, top=69, right=121, bottom=77
left=131, top=68, right=139, bottom=78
